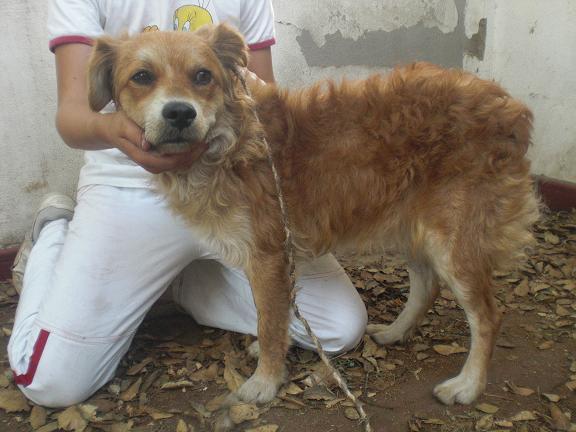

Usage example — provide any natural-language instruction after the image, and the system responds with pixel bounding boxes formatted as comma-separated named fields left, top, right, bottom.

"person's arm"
left=54, top=43, right=207, bottom=174
left=247, top=46, right=274, bottom=83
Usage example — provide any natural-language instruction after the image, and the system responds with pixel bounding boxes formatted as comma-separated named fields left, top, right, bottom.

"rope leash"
left=237, top=71, right=373, bottom=432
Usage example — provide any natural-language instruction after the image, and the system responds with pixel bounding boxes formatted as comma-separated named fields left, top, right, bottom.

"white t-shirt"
left=48, top=0, right=275, bottom=189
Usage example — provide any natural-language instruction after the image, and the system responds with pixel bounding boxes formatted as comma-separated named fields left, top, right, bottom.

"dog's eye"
left=193, top=69, right=212, bottom=86
left=131, top=70, right=155, bottom=85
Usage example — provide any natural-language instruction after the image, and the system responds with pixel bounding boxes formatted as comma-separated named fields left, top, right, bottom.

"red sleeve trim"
left=13, top=329, right=50, bottom=386
left=49, top=35, right=94, bottom=53
left=248, top=38, right=276, bottom=51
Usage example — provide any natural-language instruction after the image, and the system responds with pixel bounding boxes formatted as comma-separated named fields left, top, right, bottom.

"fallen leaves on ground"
left=0, top=209, right=574, bottom=431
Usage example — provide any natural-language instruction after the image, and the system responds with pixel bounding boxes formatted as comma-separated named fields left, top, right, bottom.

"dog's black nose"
left=162, top=102, right=197, bottom=130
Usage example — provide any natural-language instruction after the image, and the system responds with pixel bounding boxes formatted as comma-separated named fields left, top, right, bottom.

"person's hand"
left=97, top=111, right=208, bottom=174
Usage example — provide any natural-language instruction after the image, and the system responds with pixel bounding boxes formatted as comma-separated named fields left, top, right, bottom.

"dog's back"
left=253, top=62, right=538, bottom=266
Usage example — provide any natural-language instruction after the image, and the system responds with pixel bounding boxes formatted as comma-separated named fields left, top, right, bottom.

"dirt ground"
left=0, top=209, right=574, bottom=432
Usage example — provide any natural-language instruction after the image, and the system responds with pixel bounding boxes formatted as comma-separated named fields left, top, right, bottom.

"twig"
left=236, top=71, right=374, bottom=432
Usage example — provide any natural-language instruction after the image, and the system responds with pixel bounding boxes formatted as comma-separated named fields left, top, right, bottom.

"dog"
left=87, top=23, right=540, bottom=406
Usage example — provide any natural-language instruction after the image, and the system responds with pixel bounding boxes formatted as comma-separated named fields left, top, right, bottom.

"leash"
left=236, top=70, right=373, bottom=432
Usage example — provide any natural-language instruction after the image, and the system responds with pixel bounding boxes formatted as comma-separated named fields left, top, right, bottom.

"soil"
left=0, top=209, right=574, bottom=432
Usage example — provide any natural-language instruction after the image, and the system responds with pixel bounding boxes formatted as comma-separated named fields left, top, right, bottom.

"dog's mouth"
left=152, top=138, right=193, bottom=154
left=148, top=133, right=207, bottom=155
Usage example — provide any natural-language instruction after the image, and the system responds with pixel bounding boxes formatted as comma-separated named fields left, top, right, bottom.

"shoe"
left=11, top=193, right=75, bottom=294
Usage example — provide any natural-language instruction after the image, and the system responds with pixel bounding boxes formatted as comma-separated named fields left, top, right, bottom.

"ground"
left=0, top=209, right=574, bottom=432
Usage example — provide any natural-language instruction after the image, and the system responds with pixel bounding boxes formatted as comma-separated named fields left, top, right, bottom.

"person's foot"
left=11, top=193, right=75, bottom=294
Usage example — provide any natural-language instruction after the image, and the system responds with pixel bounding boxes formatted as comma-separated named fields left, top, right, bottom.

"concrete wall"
left=1, top=0, right=575, bottom=246
left=0, top=1, right=82, bottom=246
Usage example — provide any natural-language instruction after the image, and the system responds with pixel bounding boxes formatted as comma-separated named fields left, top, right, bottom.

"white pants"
left=8, top=185, right=367, bottom=407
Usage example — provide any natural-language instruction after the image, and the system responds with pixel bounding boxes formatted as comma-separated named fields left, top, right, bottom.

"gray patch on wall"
left=296, top=0, right=486, bottom=68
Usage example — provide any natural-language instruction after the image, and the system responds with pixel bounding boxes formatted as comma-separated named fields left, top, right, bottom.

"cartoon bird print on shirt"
left=174, top=2, right=214, bottom=32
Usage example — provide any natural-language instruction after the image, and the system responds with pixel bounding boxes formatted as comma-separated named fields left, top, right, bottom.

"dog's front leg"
left=237, top=251, right=291, bottom=403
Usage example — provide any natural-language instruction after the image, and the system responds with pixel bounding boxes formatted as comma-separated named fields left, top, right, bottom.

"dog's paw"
left=237, top=367, right=286, bottom=404
left=366, top=323, right=411, bottom=345
left=247, top=340, right=260, bottom=359
left=433, top=374, right=485, bottom=405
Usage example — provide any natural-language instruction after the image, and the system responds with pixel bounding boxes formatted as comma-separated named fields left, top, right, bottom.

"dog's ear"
left=196, top=23, right=248, bottom=71
left=87, top=36, right=122, bottom=112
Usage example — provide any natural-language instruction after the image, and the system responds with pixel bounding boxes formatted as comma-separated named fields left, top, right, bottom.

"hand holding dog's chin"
left=120, top=140, right=208, bottom=174
left=100, top=111, right=207, bottom=174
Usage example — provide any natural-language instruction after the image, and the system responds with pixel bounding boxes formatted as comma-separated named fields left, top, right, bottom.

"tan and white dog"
left=87, top=24, right=540, bottom=406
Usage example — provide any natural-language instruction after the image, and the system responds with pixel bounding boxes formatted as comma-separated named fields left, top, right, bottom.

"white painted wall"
left=477, top=1, right=576, bottom=183
left=0, top=1, right=82, bottom=246
left=1, top=0, right=575, bottom=246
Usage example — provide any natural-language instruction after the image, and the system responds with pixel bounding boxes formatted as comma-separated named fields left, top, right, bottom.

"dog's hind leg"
left=367, top=262, right=439, bottom=345
left=432, top=263, right=501, bottom=405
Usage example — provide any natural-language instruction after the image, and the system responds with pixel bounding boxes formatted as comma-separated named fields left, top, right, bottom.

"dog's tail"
left=469, top=77, right=534, bottom=156
left=498, top=96, right=533, bottom=155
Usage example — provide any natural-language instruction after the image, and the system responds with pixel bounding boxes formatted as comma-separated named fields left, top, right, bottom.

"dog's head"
left=87, top=24, right=248, bottom=154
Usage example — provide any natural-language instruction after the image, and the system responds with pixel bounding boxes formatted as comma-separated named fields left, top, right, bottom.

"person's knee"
left=17, top=375, right=94, bottom=408
left=323, top=302, right=368, bottom=354
left=8, top=330, right=121, bottom=408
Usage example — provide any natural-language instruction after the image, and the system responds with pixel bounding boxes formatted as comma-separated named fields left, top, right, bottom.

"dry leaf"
left=344, top=407, right=360, bottom=420
left=476, top=402, right=499, bottom=414
left=325, top=397, right=346, bottom=409
left=361, top=336, right=386, bottom=359
left=36, top=422, right=59, bottom=432
left=190, top=401, right=211, bottom=419
left=514, top=280, right=530, bottom=297
left=505, top=381, right=535, bottom=396
left=30, top=405, right=48, bottom=429
left=89, top=398, right=117, bottom=414
left=421, top=418, right=445, bottom=425
left=109, top=421, right=134, bottom=432
left=496, top=337, right=516, bottom=349
left=309, top=361, right=339, bottom=388
left=120, top=377, right=141, bottom=401
left=412, top=343, right=429, bottom=352
left=108, top=383, right=121, bottom=396
left=433, top=343, right=468, bottom=356
left=278, top=395, right=306, bottom=410
left=284, top=382, right=304, bottom=395
left=160, top=380, right=195, bottom=390
left=244, top=426, right=279, bottom=432
left=189, top=362, right=219, bottom=381
left=142, top=406, right=174, bottom=420
left=510, top=410, right=536, bottom=421
left=0, top=373, right=10, bottom=388
left=542, top=393, right=560, bottom=402
left=223, top=361, right=245, bottom=392
left=550, top=404, right=571, bottom=431
left=538, top=340, right=554, bottom=350
left=494, top=419, right=513, bottom=428
left=0, top=389, right=30, bottom=413
left=229, top=403, right=260, bottom=424
left=544, top=232, right=560, bottom=245
left=440, top=289, right=455, bottom=301
left=475, top=414, right=494, bottom=430
left=303, top=385, right=335, bottom=401
left=57, top=406, right=89, bottom=432
left=126, top=357, right=153, bottom=376
left=206, top=394, right=229, bottom=412
left=176, top=419, right=189, bottom=432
